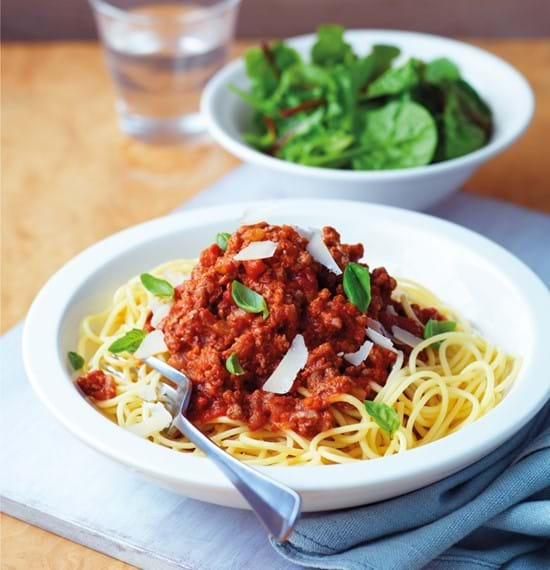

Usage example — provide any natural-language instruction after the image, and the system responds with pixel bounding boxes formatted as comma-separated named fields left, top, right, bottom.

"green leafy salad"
left=230, top=25, right=493, bottom=170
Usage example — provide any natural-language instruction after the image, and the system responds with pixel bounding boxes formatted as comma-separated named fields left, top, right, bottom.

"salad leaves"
left=353, top=100, right=437, bottom=170
left=232, top=25, right=492, bottom=170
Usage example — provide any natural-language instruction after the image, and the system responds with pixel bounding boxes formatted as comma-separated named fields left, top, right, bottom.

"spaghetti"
left=75, top=252, right=519, bottom=467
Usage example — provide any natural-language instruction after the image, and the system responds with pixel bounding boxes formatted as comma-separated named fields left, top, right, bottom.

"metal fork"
left=143, top=356, right=302, bottom=542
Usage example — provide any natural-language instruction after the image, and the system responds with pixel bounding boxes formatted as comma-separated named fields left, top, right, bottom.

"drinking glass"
left=89, top=0, right=241, bottom=143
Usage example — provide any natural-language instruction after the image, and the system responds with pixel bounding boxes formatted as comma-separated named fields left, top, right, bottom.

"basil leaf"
left=140, top=273, right=174, bottom=299
left=231, top=280, right=269, bottom=319
left=343, top=262, right=371, bottom=313
left=226, top=353, right=244, bottom=375
left=109, top=329, right=146, bottom=354
left=68, top=351, right=84, bottom=371
left=216, top=232, right=231, bottom=252
left=424, top=319, right=457, bottom=347
left=365, top=401, right=400, bottom=435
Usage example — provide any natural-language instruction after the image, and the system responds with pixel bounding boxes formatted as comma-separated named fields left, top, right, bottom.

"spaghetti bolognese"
left=72, top=223, right=519, bottom=466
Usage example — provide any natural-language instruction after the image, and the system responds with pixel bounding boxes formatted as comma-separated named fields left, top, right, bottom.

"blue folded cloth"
left=272, top=401, right=550, bottom=569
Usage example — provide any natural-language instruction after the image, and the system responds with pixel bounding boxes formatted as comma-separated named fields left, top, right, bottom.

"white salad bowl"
left=201, top=30, right=534, bottom=210
left=23, top=200, right=550, bottom=511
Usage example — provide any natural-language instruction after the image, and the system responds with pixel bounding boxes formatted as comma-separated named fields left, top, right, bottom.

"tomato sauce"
left=76, top=370, right=116, bottom=401
left=161, top=223, right=442, bottom=438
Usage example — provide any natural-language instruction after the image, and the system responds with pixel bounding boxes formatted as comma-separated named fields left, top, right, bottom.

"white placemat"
left=1, top=165, right=549, bottom=570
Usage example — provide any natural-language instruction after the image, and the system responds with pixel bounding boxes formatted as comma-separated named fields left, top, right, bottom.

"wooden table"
left=2, top=39, right=549, bottom=569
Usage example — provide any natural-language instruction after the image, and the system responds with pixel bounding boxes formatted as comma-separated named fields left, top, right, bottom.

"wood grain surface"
left=1, top=39, right=549, bottom=569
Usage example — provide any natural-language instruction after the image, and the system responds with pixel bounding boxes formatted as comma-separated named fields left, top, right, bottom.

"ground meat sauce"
left=161, top=223, right=442, bottom=438
left=76, top=370, right=116, bottom=401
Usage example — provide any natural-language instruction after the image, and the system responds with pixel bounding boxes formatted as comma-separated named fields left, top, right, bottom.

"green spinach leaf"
left=440, top=79, right=492, bottom=160
left=232, top=26, right=492, bottom=171
left=366, top=58, right=423, bottom=99
left=312, top=24, right=355, bottom=67
left=425, top=58, right=460, bottom=84
left=354, top=100, right=437, bottom=169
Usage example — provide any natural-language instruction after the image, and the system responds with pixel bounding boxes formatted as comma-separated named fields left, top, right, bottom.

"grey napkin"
left=272, top=403, right=550, bottom=569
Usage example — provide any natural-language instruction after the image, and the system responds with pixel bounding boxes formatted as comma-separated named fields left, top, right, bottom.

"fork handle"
left=173, top=414, right=301, bottom=541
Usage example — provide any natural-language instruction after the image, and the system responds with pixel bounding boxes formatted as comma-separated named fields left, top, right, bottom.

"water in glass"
left=93, top=1, right=239, bottom=143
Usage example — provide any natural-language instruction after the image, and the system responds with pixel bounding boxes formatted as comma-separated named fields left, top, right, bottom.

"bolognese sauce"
left=161, top=223, right=442, bottom=438
left=77, top=370, right=116, bottom=401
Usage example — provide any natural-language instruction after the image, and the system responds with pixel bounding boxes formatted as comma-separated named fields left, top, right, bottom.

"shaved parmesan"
left=293, top=226, right=342, bottom=275
left=134, top=330, right=168, bottom=359
left=386, top=305, right=398, bottom=317
left=234, top=240, right=277, bottom=261
left=392, top=326, right=423, bottom=348
left=148, top=296, right=163, bottom=311
left=306, top=231, right=342, bottom=275
left=163, top=270, right=189, bottom=288
left=344, top=340, right=374, bottom=366
left=366, top=327, right=396, bottom=352
left=367, top=318, right=389, bottom=337
left=262, top=334, right=308, bottom=394
left=127, top=402, right=172, bottom=438
left=293, top=225, right=315, bottom=239
left=151, top=301, right=172, bottom=328
left=137, top=384, right=157, bottom=401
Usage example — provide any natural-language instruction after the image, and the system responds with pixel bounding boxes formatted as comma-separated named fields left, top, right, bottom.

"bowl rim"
left=22, top=200, right=550, bottom=497
left=201, top=29, right=535, bottom=181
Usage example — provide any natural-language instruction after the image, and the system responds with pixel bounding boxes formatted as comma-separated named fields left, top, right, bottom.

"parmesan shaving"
left=392, top=326, right=423, bottom=348
left=262, top=334, right=308, bottom=394
left=150, top=301, right=172, bottom=329
left=127, top=402, right=172, bottom=438
left=344, top=340, right=374, bottom=366
left=234, top=240, right=277, bottom=261
left=134, top=330, right=168, bottom=359
left=367, top=318, right=389, bottom=337
left=366, top=327, right=396, bottom=352
left=306, top=230, right=342, bottom=275
left=136, top=384, right=158, bottom=401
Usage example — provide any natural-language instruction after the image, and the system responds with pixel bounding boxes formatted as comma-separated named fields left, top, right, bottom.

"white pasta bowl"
left=201, top=30, right=534, bottom=210
left=23, top=200, right=550, bottom=511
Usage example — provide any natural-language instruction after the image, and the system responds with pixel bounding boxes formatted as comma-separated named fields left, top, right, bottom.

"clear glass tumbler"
left=89, top=0, right=241, bottom=143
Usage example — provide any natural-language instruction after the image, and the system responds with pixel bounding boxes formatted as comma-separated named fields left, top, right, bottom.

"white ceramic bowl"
left=201, top=30, right=534, bottom=210
left=23, top=200, right=550, bottom=511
